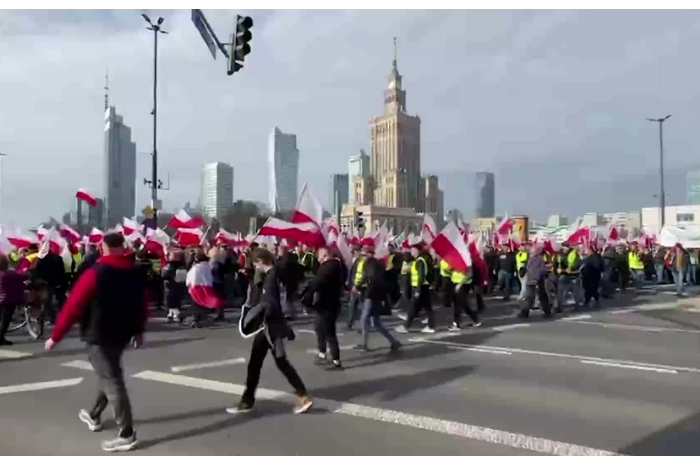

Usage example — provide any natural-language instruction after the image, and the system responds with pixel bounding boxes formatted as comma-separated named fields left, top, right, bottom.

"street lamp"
left=142, top=13, right=168, bottom=227
left=646, top=114, right=671, bottom=228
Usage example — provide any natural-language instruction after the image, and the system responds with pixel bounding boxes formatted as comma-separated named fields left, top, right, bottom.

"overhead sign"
left=191, top=9, right=217, bottom=59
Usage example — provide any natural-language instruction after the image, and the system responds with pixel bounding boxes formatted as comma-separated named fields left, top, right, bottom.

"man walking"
left=45, top=232, right=147, bottom=452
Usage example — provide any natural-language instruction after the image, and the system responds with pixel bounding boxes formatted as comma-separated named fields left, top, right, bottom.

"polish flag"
left=257, top=217, right=324, bottom=248
left=38, top=226, right=65, bottom=258
left=186, top=262, right=224, bottom=309
left=431, top=222, right=472, bottom=273
left=457, top=219, right=470, bottom=241
left=213, top=229, right=236, bottom=246
left=122, top=217, right=141, bottom=235
left=59, top=224, right=81, bottom=245
left=421, top=214, right=437, bottom=244
left=292, top=183, right=324, bottom=228
left=495, top=213, right=513, bottom=236
left=145, top=228, right=170, bottom=254
left=336, top=233, right=354, bottom=268
left=125, top=231, right=145, bottom=246
left=167, top=209, right=205, bottom=229
left=88, top=228, right=104, bottom=244
left=0, top=234, right=13, bottom=256
left=401, top=232, right=416, bottom=250
left=176, top=228, right=204, bottom=247
left=605, top=223, right=619, bottom=245
left=75, top=188, right=97, bottom=207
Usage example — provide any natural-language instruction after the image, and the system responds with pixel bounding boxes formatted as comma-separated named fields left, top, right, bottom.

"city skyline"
left=103, top=105, right=136, bottom=227
left=3, top=10, right=700, bottom=226
left=200, top=162, right=234, bottom=221
left=268, top=126, right=299, bottom=213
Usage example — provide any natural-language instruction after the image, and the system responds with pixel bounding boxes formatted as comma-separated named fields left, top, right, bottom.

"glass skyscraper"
left=268, top=127, right=299, bottom=212
left=103, top=106, right=136, bottom=227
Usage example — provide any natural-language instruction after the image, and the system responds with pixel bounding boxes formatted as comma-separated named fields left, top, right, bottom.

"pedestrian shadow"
left=312, top=364, right=475, bottom=403
left=618, top=408, right=700, bottom=455
left=341, top=342, right=463, bottom=370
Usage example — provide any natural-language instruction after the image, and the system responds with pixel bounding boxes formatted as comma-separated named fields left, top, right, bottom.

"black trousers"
left=453, top=284, right=478, bottom=326
left=406, top=285, right=434, bottom=329
left=583, top=276, right=600, bottom=304
left=88, top=343, right=133, bottom=434
left=315, top=308, right=340, bottom=361
left=242, top=333, right=307, bottom=404
left=44, top=285, right=67, bottom=322
left=441, top=278, right=454, bottom=308
left=0, top=303, right=17, bottom=340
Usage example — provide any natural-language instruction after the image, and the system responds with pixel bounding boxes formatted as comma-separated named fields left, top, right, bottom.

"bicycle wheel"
left=25, top=304, right=44, bottom=340
left=6, top=306, right=28, bottom=333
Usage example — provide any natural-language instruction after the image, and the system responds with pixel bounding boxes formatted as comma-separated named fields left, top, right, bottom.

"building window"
left=677, top=213, right=695, bottom=223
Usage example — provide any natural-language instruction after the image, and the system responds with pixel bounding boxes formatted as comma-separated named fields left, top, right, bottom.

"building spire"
left=392, top=37, right=397, bottom=70
left=104, top=70, right=109, bottom=111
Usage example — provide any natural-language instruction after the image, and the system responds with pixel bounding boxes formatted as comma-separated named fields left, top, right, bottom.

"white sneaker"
left=78, top=409, right=103, bottom=432
left=397, top=313, right=408, bottom=321
left=447, top=323, right=460, bottom=332
left=395, top=325, right=408, bottom=334
left=421, top=317, right=429, bottom=325
left=421, top=326, right=436, bottom=334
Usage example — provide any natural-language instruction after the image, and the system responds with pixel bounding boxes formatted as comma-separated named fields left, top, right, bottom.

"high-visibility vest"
left=410, top=257, right=429, bottom=287
left=450, top=270, right=472, bottom=285
left=26, top=253, right=38, bottom=264
left=439, top=259, right=452, bottom=278
left=567, top=251, right=579, bottom=271
left=9, top=252, right=18, bottom=264
left=386, top=254, right=394, bottom=271
left=354, top=259, right=366, bottom=286
left=516, top=251, right=528, bottom=270
left=628, top=251, right=644, bottom=270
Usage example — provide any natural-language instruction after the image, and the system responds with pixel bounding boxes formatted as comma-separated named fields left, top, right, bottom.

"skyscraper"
left=475, top=172, right=495, bottom=218
left=369, top=38, right=421, bottom=210
left=687, top=170, right=700, bottom=205
left=201, top=162, right=234, bottom=221
left=330, top=173, right=349, bottom=218
left=348, top=149, right=369, bottom=203
left=104, top=106, right=136, bottom=227
left=268, top=127, right=299, bottom=212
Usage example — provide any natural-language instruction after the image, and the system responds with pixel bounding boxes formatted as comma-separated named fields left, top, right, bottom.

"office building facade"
left=474, top=172, right=495, bottom=218
left=104, top=106, right=136, bottom=227
left=348, top=150, right=370, bottom=204
left=330, top=173, right=349, bottom=218
left=201, top=162, right=234, bottom=221
left=268, top=127, right=300, bottom=212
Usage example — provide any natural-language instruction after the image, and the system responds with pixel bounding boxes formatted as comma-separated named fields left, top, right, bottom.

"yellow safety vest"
left=628, top=251, right=644, bottom=270
left=73, top=253, right=83, bottom=267
left=386, top=254, right=394, bottom=271
left=354, top=259, right=366, bottom=286
left=516, top=251, right=528, bottom=270
left=567, top=251, right=579, bottom=271
left=450, top=270, right=472, bottom=285
left=410, top=257, right=429, bottom=287
left=26, top=253, right=38, bottom=263
left=439, top=259, right=452, bottom=278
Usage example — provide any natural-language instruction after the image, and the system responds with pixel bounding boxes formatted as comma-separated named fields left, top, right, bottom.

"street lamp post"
left=142, top=14, right=168, bottom=227
left=646, top=114, right=671, bottom=229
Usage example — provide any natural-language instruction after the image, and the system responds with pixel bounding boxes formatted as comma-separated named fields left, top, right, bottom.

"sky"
left=2, top=9, right=700, bottom=228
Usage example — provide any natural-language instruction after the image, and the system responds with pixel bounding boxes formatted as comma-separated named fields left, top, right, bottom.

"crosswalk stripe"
left=0, top=378, right=83, bottom=396
left=62, top=360, right=93, bottom=370
left=0, top=349, right=32, bottom=360
left=171, top=358, right=247, bottom=373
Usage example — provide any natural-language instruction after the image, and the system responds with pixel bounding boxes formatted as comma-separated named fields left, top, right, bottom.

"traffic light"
left=354, top=211, right=364, bottom=228
left=227, top=15, right=253, bottom=75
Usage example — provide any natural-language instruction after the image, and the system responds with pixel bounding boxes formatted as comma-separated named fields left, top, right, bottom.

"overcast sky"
left=1, top=9, right=700, bottom=228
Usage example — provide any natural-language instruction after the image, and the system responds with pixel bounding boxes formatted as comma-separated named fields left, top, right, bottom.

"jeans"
left=497, top=270, right=517, bottom=299
left=517, top=273, right=527, bottom=300
left=88, top=343, right=133, bottom=435
left=655, top=263, right=665, bottom=284
left=686, top=265, right=697, bottom=285
left=346, top=290, right=363, bottom=328
left=242, top=333, right=306, bottom=404
left=521, top=280, right=551, bottom=317
left=673, top=269, right=687, bottom=296
left=361, top=299, right=399, bottom=348
left=557, top=276, right=583, bottom=309
left=405, top=285, right=434, bottom=329
left=630, top=269, right=645, bottom=288
left=314, top=308, right=340, bottom=361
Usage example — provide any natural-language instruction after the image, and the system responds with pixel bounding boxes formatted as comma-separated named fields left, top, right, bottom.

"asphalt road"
left=2, top=286, right=700, bottom=455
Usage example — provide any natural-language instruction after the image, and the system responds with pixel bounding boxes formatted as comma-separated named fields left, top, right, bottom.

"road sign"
left=191, top=9, right=216, bottom=59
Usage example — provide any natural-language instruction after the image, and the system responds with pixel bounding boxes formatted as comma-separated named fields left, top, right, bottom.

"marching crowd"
left=0, top=227, right=695, bottom=451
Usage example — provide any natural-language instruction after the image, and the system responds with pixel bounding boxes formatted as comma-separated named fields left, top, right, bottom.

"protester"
left=0, top=254, right=27, bottom=346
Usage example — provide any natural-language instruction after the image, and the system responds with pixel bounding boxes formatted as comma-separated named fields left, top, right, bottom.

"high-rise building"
left=687, top=170, right=700, bottom=205
left=268, top=127, right=299, bottom=212
left=201, top=162, right=234, bottom=221
left=369, top=39, right=422, bottom=210
left=348, top=150, right=370, bottom=203
left=474, top=172, right=495, bottom=218
left=330, top=173, right=349, bottom=218
left=104, top=106, right=136, bottom=227
left=423, top=175, right=440, bottom=215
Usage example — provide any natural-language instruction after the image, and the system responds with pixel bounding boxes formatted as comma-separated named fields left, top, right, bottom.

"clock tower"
left=384, top=37, right=406, bottom=114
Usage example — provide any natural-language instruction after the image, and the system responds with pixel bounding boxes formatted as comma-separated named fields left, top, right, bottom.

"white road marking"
left=305, top=345, right=361, bottom=354
left=492, top=323, right=531, bottom=332
left=415, top=338, right=700, bottom=374
left=297, top=329, right=345, bottom=336
left=610, top=303, right=678, bottom=314
left=447, top=345, right=512, bottom=355
left=171, top=358, right=247, bottom=373
left=62, top=360, right=93, bottom=371
left=0, top=349, right=32, bottom=360
left=0, top=378, right=83, bottom=396
left=580, top=360, right=678, bottom=374
left=567, top=321, right=700, bottom=335
left=561, top=314, right=592, bottom=321
left=132, top=370, right=616, bottom=456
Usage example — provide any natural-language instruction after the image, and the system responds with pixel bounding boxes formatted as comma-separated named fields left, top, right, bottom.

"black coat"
left=305, top=258, right=343, bottom=311
left=162, top=259, right=187, bottom=308
left=359, top=257, right=387, bottom=302
left=260, top=267, right=294, bottom=342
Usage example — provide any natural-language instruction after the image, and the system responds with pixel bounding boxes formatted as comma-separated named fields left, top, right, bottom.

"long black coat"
left=305, top=257, right=343, bottom=312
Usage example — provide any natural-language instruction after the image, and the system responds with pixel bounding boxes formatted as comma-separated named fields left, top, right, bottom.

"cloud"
left=1, top=10, right=700, bottom=228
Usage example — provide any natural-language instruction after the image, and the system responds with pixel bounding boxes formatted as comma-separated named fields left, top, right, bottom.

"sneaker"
left=421, top=318, right=429, bottom=325
left=101, top=431, right=137, bottom=452
left=352, top=344, right=369, bottom=352
left=78, top=409, right=103, bottom=432
left=226, top=400, right=254, bottom=414
left=468, top=322, right=482, bottom=328
left=397, top=313, right=408, bottom=321
left=327, top=361, right=344, bottom=371
left=447, top=323, right=460, bottom=332
left=313, top=354, right=327, bottom=365
left=294, top=395, right=313, bottom=414
left=421, top=326, right=436, bottom=334
left=395, top=325, right=408, bottom=334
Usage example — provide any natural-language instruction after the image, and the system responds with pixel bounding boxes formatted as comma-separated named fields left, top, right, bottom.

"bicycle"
left=7, top=279, right=48, bottom=340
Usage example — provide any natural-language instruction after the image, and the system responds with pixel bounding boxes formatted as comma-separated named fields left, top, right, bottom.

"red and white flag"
left=58, top=224, right=81, bottom=244
left=167, top=209, right=205, bottom=229
left=431, top=222, right=472, bottom=273
left=125, top=231, right=145, bottom=246
left=186, top=262, right=224, bottom=309
left=457, top=219, right=470, bottom=241
left=145, top=228, right=170, bottom=254
left=421, top=214, right=437, bottom=244
left=38, top=226, right=65, bottom=258
left=176, top=228, right=204, bottom=247
left=88, top=228, right=104, bottom=244
left=495, top=212, right=513, bottom=236
left=75, top=188, right=97, bottom=207
left=122, top=217, right=141, bottom=235
left=213, top=229, right=236, bottom=246
left=257, top=217, right=324, bottom=248
left=292, top=183, right=324, bottom=228
left=605, top=223, right=619, bottom=245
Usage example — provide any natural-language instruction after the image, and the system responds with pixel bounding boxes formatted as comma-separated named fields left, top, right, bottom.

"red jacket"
left=51, top=254, right=148, bottom=343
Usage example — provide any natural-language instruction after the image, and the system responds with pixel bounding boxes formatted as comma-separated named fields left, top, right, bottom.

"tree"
left=221, top=200, right=264, bottom=233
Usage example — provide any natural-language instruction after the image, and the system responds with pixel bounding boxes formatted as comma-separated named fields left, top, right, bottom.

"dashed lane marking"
left=297, top=329, right=345, bottom=336
left=0, top=349, right=32, bottom=360
left=62, top=360, right=93, bottom=371
left=560, top=314, right=592, bottom=321
left=171, top=357, right=247, bottom=373
left=0, top=378, right=83, bottom=396
left=491, top=323, right=531, bottom=332
left=580, top=360, right=678, bottom=374
left=447, top=345, right=512, bottom=355
left=132, top=370, right=617, bottom=456
left=563, top=321, right=700, bottom=335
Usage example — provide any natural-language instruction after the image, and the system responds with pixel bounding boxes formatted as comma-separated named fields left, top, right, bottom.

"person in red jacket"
left=45, top=232, right=147, bottom=452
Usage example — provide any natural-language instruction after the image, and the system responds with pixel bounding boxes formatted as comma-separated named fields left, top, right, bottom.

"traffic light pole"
left=151, top=27, right=159, bottom=227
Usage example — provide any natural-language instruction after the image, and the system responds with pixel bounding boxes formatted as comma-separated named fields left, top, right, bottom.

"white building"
left=642, top=205, right=700, bottom=235
left=104, top=106, right=136, bottom=227
left=547, top=214, right=569, bottom=227
left=268, top=127, right=299, bottom=212
left=201, top=162, right=234, bottom=221
left=347, top=149, right=370, bottom=204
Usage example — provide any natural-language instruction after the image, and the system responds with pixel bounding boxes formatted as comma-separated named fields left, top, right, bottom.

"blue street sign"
left=191, top=9, right=216, bottom=59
